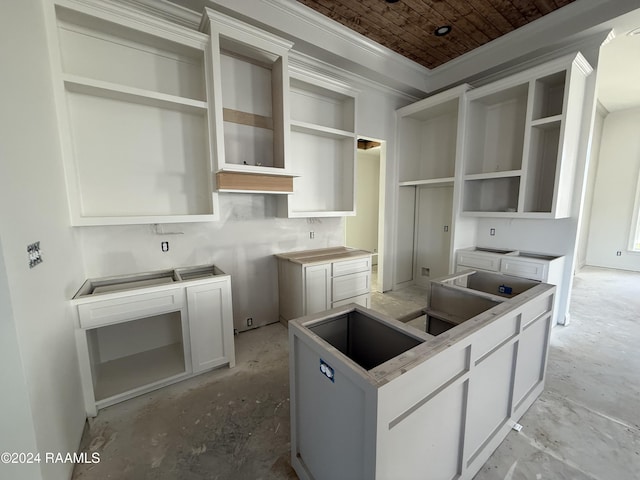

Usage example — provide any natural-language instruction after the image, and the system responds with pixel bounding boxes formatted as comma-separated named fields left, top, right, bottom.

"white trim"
left=289, top=51, right=419, bottom=104
left=628, top=169, right=640, bottom=252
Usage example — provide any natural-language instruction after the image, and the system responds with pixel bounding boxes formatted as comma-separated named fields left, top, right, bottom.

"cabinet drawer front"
left=332, top=257, right=371, bottom=277
left=332, top=293, right=370, bottom=309
left=78, top=289, right=184, bottom=329
left=500, top=259, right=547, bottom=281
left=457, top=253, right=500, bottom=271
left=332, top=272, right=370, bottom=302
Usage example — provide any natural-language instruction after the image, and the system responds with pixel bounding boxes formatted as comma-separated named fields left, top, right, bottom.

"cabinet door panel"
left=456, top=252, right=500, bottom=272
left=187, top=281, right=232, bottom=373
left=500, top=258, right=547, bottom=281
left=304, top=264, right=331, bottom=315
left=332, top=272, right=370, bottom=303
left=332, top=293, right=370, bottom=309
left=78, top=288, right=184, bottom=329
left=332, top=257, right=371, bottom=277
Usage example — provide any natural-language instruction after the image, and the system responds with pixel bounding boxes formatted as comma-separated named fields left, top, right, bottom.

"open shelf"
left=398, top=97, right=459, bottom=183
left=531, top=71, right=566, bottom=120
left=463, top=176, right=520, bottom=214
left=287, top=131, right=355, bottom=214
left=63, top=74, right=208, bottom=114
left=280, top=73, right=357, bottom=217
left=219, top=49, right=281, bottom=169
left=465, top=83, right=528, bottom=175
left=53, top=2, right=217, bottom=225
left=398, top=177, right=455, bottom=187
left=523, top=123, right=561, bottom=213
left=88, top=311, right=186, bottom=402
left=290, top=120, right=354, bottom=139
left=290, top=78, right=355, bottom=132
left=56, top=5, right=206, bottom=100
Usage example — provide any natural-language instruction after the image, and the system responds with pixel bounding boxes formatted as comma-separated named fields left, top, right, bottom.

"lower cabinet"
left=186, top=282, right=235, bottom=374
left=72, top=266, right=235, bottom=416
left=456, top=247, right=565, bottom=324
left=276, top=248, right=372, bottom=324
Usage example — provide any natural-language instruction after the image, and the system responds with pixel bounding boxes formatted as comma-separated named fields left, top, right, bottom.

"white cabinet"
left=456, top=247, right=565, bottom=324
left=276, top=247, right=372, bottom=323
left=186, top=280, right=234, bottom=374
left=395, top=85, right=469, bottom=286
left=279, top=72, right=358, bottom=217
left=72, top=265, right=234, bottom=416
left=304, top=264, right=331, bottom=315
left=200, top=9, right=295, bottom=194
left=48, top=0, right=219, bottom=225
left=462, top=53, right=592, bottom=218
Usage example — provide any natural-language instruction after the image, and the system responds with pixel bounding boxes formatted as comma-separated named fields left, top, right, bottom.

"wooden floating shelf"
left=223, top=108, right=273, bottom=130
left=216, top=171, right=293, bottom=193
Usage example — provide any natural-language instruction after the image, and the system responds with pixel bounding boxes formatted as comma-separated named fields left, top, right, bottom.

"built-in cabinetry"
left=200, top=9, right=295, bottom=194
left=49, top=0, right=219, bottom=225
left=456, top=247, right=565, bottom=324
left=462, top=54, right=591, bottom=218
left=289, top=272, right=555, bottom=480
left=72, top=265, right=235, bottom=416
left=276, top=247, right=372, bottom=324
left=395, top=85, right=469, bottom=286
left=278, top=70, right=358, bottom=217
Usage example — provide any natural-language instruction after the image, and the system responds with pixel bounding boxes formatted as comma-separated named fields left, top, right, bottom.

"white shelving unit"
left=73, top=264, right=235, bottom=416
left=201, top=9, right=295, bottom=194
left=395, top=85, right=469, bottom=286
left=49, top=1, right=219, bottom=225
left=278, top=73, right=358, bottom=217
left=462, top=53, right=591, bottom=218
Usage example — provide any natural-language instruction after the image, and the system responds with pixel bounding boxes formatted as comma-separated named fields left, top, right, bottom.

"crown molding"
left=158, top=0, right=431, bottom=96
left=427, top=0, right=640, bottom=91
left=55, top=0, right=208, bottom=47
left=289, top=51, right=420, bottom=104
left=104, top=0, right=201, bottom=29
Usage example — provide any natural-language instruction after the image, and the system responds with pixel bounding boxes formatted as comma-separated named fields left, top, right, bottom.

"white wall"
left=585, top=108, right=640, bottom=271
left=576, top=104, right=607, bottom=269
left=75, top=57, right=412, bottom=323
left=346, top=148, right=380, bottom=261
left=78, top=195, right=343, bottom=331
left=0, top=239, right=41, bottom=479
left=0, top=1, right=87, bottom=478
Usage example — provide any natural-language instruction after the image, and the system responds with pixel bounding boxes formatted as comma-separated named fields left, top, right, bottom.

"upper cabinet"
left=395, top=85, right=469, bottom=286
left=200, top=9, right=295, bottom=194
left=49, top=0, right=219, bottom=225
left=397, top=85, right=469, bottom=187
left=462, top=53, right=592, bottom=218
left=278, top=70, right=358, bottom=217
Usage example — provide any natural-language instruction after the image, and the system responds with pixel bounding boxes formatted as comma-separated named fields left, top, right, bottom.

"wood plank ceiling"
left=296, top=0, right=576, bottom=69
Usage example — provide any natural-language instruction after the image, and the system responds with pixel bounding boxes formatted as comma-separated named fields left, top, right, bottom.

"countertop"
left=275, top=246, right=371, bottom=265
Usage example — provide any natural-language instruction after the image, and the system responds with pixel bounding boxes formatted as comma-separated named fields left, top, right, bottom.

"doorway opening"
left=345, top=137, right=386, bottom=292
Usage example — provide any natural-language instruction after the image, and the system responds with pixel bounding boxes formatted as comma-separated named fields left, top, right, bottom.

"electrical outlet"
left=161, top=241, right=169, bottom=252
left=309, top=231, right=315, bottom=239
left=27, top=241, right=42, bottom=268
left=421, top=267, right=430, bottom=276
left=490, top=228, right=496, bottom=236
left=247, top=317, right=253, bottom=327
left=444, top=225, right=449, bottom=232
left=616, top=251, right=622, bottom=256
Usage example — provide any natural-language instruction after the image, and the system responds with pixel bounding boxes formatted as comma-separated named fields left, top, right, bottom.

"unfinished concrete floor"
left=72, top=267, right=640, bottom=480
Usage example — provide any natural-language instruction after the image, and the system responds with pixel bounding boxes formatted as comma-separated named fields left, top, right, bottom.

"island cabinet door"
left=304, top=264, right=331, bottom=315
left=186, top=279, right=234, bottom=373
